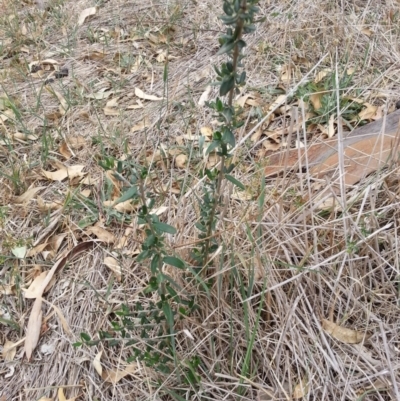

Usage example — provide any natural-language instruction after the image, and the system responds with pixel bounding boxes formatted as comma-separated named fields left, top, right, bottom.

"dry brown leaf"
left=103, top=199, right=137, bottom=213
left=131, top=117, right=150, bottom=133
left=46, top=88, right=68, bottom=115
left=319, top=114, right=336, bottom=138
left=235, top=94, right=253, bottom=107
left=0, top=285, right=14, bottom=295
left=58, top=388, right=79, bottom=401
left=14, top=186, right=45, bottom=203
left=206, top=154, right=219, bottom=169
left=13, top=131, right=39, bottom=141
left=135, top=87, right=163, bottom=101
left=86, top=226, right=115, bottom=243
left=293, top=378, right=309, bottom=399
left=83, top=51, right=105, bottom=61
left=42, top=299, right=73, bottom=336
left=24, top=241, right=99, bottom=360
left=93, top=350, right=103, bottom=376
left=2, top=340, right=17, bottom=361
left=37, top=196, right=63, bottom=212
left=200, top=126, right=213, bottom=138
left=175, top=154, right=188, bottom=169
left=361, top=27, right=373, bottom=36
left=262, top=139, right=281, bottom=151
left=85, top=89, right=114, bottom=100
left=24, top=271, right=48, bottom=298
left=101, top=363, right=137, bottom=384
left=279, top=64, right=293, bottom=83
left=42, top=165, right=85, bottom=181
left=81, top=189, right=91, bottom=198
left=103, top=256, right=122, bottom=281
left=322, top=319, right=368, bottom=344
left=358, top=103, right=378, bottom=121
left=126, top=100, right=144, bottom=110
left=104, top=97, right=120, bottom=116
left=198, top=85, right=211, bottom=106
left=25, top=297, right=43, bottom=360
left=78, top=7, right=97, bottom=26
left=59, top=141, right=73, bottom=159
left=314, top=68, right=332, bottom=83
left=268, top=94, right=287, bottom=113
left=309, top=92, right=323, bottom=110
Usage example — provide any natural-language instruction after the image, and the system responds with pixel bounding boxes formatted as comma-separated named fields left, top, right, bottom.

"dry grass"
left=1, top=0, right=400, bottom=400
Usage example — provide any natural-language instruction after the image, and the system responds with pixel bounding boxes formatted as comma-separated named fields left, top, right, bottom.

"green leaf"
left=220, top=76, right=234, bottom=96
left=80, top=332, right=91, bottom=342
left=163, top=256, right=186, bottom=269
left=216, top=40, right=235, bottom=56
left=206, top=140, right=220, bottom=155
left=150, top=253, right=161, bottom=274
left=163, top=63, right=168, bottom=82
left=115, top=186, right=138, bottom=204
left=225, top=174, right=245, bottom=190
left=222, top=128, right=235, bottom=147
left=153, top=222, right=177, bottom=234
left=162, top=301, right=174, bottom=331
left=219, top=14, right=238, bottom=25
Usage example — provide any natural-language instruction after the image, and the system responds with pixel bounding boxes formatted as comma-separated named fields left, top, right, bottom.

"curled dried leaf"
left=322, top=319, right=369, bottom=344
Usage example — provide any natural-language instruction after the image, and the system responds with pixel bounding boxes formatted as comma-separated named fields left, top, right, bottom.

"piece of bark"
left=264, top=110, right=400, bottom=185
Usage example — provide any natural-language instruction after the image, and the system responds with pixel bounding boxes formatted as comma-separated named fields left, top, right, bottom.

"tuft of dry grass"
left=1, top=0, right=400, bottom=400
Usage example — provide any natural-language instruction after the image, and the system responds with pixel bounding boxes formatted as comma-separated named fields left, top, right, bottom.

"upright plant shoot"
left=192, top=0, right=260, bottom=269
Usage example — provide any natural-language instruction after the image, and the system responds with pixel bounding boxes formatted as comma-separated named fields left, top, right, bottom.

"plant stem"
left=202, top=2, right=246, bottom=268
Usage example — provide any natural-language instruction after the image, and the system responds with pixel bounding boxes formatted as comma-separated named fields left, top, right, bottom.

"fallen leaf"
left=24, top=271, right=48, bottom=298
left=37, top=196, right=63, bottom=212
left=86, top=226, right=115, bottom=243
left=78, top=7, right=97, bottom=26
left=309, top=92, right=323, bottom=111
left=103, top=97, right=120, bottom=116
left=42, top=299, right=73, bottom=336
left=103, top=199, right=137, bottom=213
left=13, top=131, right=39, bottom=141
left=279, top=64, right=293, bottom=83
left=103, top=256, right=122, bottom=281
left=12, top=246, right=27, bottom=259
left=85, top=89, right=114, bottom=100
left=361, top=27, right=373, bottom=36
left=131, top=117, right=150, bottom=133
left=2, top=340, right=17, bottom=361
left=59, top=141, right=73, bottom=159
left=134, top=87, right=163, bottom=101
left=42, top=165, right=85, bottom=181
left=314, top=68, right=332, bottom=84
left=175, top=154, right=188, bottom=169
left=268, top=94, right=287, bottom=113
left=24, top=241, right=99, bottom=360
left=293, top=378, right=309, bottom=399
left=57, top=388, right=79, bottom=401
left=200, top=126, right=213, bottom=138
left=101, top=363, right=137, bottom=384
left=93, top=350, right=103, bottom=376
left=322, top=319, right=368, bottom=344
left=358, top=103, right=378, bottom=121
left=14, top=186, right=45, bottom=203
left=25, top=296, right=43, bottom=360
left=198, top=85, right=211, bottom=106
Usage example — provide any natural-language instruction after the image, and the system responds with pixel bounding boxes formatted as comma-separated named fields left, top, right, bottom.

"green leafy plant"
left=296, top=70, right=364, bottom=126
left=192, top=0, right=260, bottom=269
left=76, top=158, right=198, bottom=377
